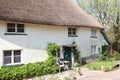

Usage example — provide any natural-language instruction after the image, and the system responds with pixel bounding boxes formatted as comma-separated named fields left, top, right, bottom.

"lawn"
left=84, top=61, right=116, bottom=71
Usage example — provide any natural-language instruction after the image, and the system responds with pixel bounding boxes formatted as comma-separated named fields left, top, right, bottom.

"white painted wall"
left=0, top=20, right=108, bottom=67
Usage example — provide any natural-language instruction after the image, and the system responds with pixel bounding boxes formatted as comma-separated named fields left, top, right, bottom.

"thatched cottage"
left=0, top=0, right=108, bottom=67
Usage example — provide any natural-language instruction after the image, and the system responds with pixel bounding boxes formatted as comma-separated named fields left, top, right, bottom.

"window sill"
left=68, top=35, right=78, bottom=37
left=2, top=63, right=24, bottom=68
left=91, top=36, right=97, bottom=38
left=4, top=33, right=28, bottom=35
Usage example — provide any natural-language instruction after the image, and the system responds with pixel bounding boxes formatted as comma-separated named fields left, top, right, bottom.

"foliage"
left=0, top=56, right=58, bottom=80
left=77, top=0, right=120, bottom=28
left=47, top=43, right=59, bottom=56
left=72, top=42, right=82, bottom=65
left=98, top=45, right=111, bottom=61
left=99, top=45, right=120, bottom=61
left=43, top=56, right=58, bottom=74
left=84, top=61, right=115, bottom=71
left=77, top=0, right=120, bottom=45
left=112, top=51, right=120, bottom=60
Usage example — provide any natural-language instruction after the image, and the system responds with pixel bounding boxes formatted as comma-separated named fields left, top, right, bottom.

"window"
left=3, top=50, right=21, bottom=65
left=7, top=23, right=15, bottom=32
left=14, top=50, right=21, bottom=63
left=91, top=45, right=97, bottom=55
left=17, top=24, right=24, bottom=32
left=7, top=23, right=24, bottom=33
left=91, top=29, right=97, bottom=38
left=4, top=51, right=12, bottom=64
left=68, top=28, right=77, bottom=37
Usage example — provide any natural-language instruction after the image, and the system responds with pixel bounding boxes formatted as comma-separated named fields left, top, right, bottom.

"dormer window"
left=91, top=29, right=97, bottom=38
left=68, top=28, right=78, bottom=37
left=7, top=23, right=24, bottom=33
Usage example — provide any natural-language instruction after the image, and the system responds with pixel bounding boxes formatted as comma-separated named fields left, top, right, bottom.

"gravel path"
left=81, top=68, right=120, bottom=80
left=28, top=68, right=120, bottom=80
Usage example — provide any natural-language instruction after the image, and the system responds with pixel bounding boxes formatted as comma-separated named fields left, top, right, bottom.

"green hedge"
left=0, top=56, right=58, bottom=80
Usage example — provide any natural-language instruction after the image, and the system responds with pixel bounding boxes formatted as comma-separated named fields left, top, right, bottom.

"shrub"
left=72, top=42, right=82, bottom=65
left=43, top=56, right=58, bottom=74
left=112, top=51, right=120, bottom=60
left=47, top=43, right=59, bottom=56
left=0, top=56, right=58, bottom=80
left=99, top=45, right=113, bottom=61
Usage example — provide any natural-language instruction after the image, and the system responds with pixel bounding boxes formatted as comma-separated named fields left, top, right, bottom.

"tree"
left=77, top=0, right=120, bottom=48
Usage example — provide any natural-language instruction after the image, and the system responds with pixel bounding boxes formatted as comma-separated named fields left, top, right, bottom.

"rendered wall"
left=0, top=21, right=108, bottom=67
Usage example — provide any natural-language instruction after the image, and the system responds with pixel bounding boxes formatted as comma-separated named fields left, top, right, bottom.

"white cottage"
left=0, top=0, right=109, bottom=67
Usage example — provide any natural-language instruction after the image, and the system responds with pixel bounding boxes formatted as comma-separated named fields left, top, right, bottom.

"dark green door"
left=64, top=47, right=71, bottom=63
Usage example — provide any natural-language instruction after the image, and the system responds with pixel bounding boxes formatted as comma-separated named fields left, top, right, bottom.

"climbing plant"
left=47, top=43, right=59, bottom=56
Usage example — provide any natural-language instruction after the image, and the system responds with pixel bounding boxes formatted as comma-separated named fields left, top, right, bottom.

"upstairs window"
left=7, top=23, right=15, bottom=32
left=91, top=29, right=97, bottom=38
left=68, top=28, right=78, bottom=37
left=7, top=23, right=24, bottom=33
left=17, top=24, right=24, bottom=32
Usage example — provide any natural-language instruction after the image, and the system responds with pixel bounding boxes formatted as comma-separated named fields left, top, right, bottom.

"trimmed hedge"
left=0, top=56, right=58, bottom=80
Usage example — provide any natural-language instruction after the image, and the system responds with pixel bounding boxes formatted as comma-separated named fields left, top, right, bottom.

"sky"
left=72, top=0, right=78, bottom=5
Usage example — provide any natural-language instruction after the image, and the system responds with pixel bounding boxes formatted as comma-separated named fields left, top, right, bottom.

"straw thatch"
left=0, top=0, right=103, bottom=28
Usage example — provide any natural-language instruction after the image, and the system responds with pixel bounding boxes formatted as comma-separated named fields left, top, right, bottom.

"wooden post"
left=101, top=66, right=105, bottom=72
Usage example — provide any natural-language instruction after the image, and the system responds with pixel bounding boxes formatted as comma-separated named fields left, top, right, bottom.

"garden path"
left=28, top=68, right=120, bottom=80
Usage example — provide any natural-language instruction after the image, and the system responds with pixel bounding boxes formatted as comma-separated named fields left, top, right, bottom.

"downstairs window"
left=3, top=50, right=21, bottom=65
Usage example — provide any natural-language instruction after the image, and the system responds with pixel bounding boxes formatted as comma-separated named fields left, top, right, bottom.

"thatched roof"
left=0, top=0, right=103, bottom=28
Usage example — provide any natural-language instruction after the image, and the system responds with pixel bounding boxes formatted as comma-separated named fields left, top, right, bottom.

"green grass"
left=84, top=61, right=116, bottom=71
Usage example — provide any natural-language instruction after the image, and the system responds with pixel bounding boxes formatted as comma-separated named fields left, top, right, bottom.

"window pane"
left=94, top=46, right=96, bottom=54
left=17, top=24, right=24, bottom=32
left=91, top=46, right=93, bottom=54
left=68, top=28, right=71, bottom=32
left=73, top=28, right=76, bottom=32
left=14, top=50, right=21, bottom=63
left=92, top=29, right=96, bottom=37
left=4, top=51, right=11, bottom=56
left=4, top=51, right=12, bottom=64
left=4, top=57, right=11, bottom=64
left=14, top=56, right=21, bottom=63
left=7, top=23, right=15, bottom=32
left=14, top=50, right=21, bottom=56
left=68, top=32, right=71, bottom=35
left=73, top=31, right=76, bottom=35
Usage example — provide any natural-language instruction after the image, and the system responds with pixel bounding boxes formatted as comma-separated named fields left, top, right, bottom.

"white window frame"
left=3, top=50, right=21, bottom=66
left=6, top=23, right=25, bottom=33
left=68, top=28, right=78, bottom=37
left=91, top=29, right=97, bottom=38
left=91, top=45, right=97, bottom=55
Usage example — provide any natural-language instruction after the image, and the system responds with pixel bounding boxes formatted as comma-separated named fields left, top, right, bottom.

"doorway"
left=63, top=46, right=72, bottom=63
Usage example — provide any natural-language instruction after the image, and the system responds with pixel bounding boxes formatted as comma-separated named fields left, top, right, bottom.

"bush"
left=43, top=56, right=58, bottom=74
left=0, top=56, right=58, bottom=80
left=112, top=51, right=120, bottom=60
left=72, top=42, right=82, bottom=65
left=84, top=61, right=115, bottom=71
left=47, top=43, right=59, bottom=56
left=74, top=47, right=81, bottom=64
left=99, top=45, right=111, bottom=61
